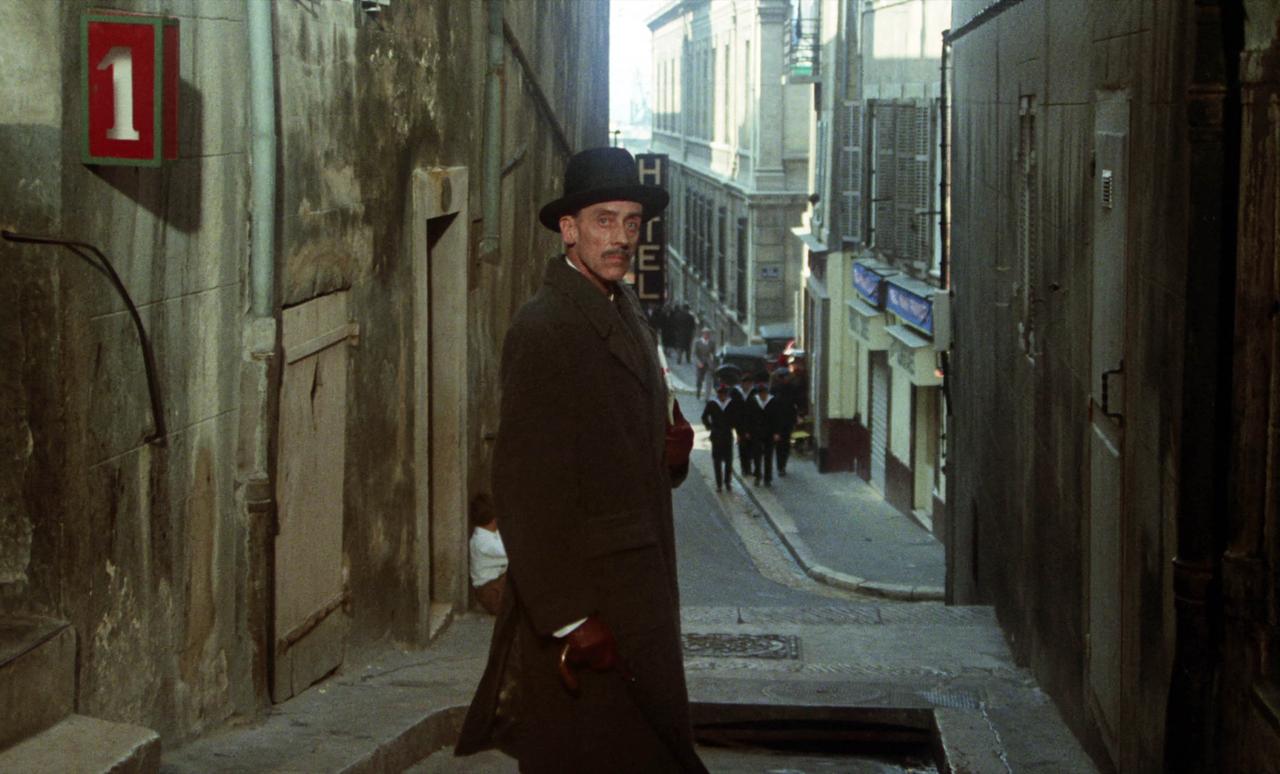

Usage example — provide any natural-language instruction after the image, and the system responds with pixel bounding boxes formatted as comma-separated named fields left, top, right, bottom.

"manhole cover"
left=683, top=633, right=800, bottom=659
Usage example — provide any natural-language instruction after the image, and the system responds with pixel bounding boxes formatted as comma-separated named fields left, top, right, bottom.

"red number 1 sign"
left=82, top=12, right=179, bottom=166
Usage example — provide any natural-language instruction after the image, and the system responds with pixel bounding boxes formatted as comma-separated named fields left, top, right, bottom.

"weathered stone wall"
left=1, top=0, right=255, bottom=745
left=0, top=0, right=608, bottom=748
left=272, top=0, right=608, bottom=645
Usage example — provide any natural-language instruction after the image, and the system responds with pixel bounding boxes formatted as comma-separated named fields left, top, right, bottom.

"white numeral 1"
left=98, top=46, right=140, bottom=141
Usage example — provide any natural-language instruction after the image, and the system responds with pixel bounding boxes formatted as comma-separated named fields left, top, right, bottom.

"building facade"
left=946, top=0, right=1280, bottom=771
left=0, top=0, right=607, bottom=754
left=649, top=0, right=810, bottom=349
left=791, top=0, right=949, bottom=534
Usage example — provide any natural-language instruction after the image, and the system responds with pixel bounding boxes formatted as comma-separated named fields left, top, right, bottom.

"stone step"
left=0, top=714, right=160, bottom=774
left=0, top=615, right=75, bottom=750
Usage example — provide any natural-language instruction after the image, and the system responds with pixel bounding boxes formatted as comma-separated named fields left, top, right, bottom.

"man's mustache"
left=603, top=249, right=632, bottom=259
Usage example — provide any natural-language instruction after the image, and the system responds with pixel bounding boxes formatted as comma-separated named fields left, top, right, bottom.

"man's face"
left=560, top=200, right=644, bottom=294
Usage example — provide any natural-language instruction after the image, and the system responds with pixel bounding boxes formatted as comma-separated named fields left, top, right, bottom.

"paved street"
left=163, top=359, right=1095, bottom=774
left=672, top=393, right=850, bottom=608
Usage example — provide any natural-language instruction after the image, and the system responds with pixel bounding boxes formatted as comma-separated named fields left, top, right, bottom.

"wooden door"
left=273, top=291, right=355, bottom=701
left=1087, top=92, right=1129, bottom=760
left=870, top=350, right=890, bottom=492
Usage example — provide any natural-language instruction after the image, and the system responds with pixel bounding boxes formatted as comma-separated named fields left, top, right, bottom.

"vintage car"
left=757, top=322, right=797, bottom=358
left=717, top=343, right=770, bottom=379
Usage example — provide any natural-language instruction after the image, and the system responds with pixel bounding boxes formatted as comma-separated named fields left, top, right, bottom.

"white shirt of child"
left=469, top=527, right=508, bottom=588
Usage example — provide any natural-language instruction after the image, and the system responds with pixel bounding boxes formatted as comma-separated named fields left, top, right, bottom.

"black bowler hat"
left=538, top=147, right=670, bottom=231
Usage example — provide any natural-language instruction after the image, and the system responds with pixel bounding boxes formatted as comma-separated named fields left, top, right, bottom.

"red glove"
left=666, top=400, right=694, bottom=488
left=558, top=617, right=633, bottom=694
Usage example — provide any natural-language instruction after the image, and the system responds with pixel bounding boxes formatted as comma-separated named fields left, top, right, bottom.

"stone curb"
left=343, top=704, right=467, bottom=774
left=731, top=469, right=945, bottom=602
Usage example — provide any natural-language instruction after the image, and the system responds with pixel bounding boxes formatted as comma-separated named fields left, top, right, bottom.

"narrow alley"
left=157, top=358, right=1090, bottom=774
left=2, top=1, right=1278, bottom=773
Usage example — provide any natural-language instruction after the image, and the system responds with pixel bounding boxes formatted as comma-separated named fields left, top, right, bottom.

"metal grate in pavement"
left=915, top=688, right=982, bottom=709
left=682, top=633, right=801, bottom=660
left=681, top=605, right=881, bottom=626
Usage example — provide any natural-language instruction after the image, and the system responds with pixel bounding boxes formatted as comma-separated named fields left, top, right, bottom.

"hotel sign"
left=633, top=153, right=668, bottom=304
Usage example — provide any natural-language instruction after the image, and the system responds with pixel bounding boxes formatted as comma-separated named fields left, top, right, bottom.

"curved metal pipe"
left=2, top=230, right=167, bottom=446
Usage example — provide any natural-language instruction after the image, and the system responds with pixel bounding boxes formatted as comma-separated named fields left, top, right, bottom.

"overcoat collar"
left=543, top=256, right=654, bottom=392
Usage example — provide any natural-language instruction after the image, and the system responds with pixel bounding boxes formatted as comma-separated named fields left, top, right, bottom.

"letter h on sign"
left=82, top=12, right=179, bottom=166
left=633, top=154, right=669, bottom=304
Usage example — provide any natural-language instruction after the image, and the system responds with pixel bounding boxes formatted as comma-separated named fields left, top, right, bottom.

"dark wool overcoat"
left=455, top=257, right=706, bottom=774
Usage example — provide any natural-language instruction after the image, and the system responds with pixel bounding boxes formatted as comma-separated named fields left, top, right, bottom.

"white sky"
left=609, top=0, right=664, bottom=125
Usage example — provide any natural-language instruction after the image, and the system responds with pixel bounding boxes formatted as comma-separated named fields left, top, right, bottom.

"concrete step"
left=0, top=614, right=75, bottom=750
left=0, top=714, right=160, bottom=774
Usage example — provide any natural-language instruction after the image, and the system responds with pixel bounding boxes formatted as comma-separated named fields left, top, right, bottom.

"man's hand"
left=558, top=616, right=633, bottom=694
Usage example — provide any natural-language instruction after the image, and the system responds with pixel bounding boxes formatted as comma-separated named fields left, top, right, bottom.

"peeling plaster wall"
left=0, top=0, right=254, bottom=747
left=0, top=0, right=608, bottom=749
left=0, top=0, right=61, bottom=588
left=275, top=0, right=609, bottom=643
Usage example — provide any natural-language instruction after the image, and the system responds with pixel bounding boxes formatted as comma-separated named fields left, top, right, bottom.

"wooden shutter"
left=874, top=101, right=897, bottom=253
left=841, top=100, right=864, bottom=244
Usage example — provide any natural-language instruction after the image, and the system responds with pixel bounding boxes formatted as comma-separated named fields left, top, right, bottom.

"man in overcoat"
left=455, top=147, right=707, bottom=774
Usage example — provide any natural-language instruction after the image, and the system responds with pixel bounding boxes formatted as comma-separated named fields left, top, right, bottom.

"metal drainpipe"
left=249, top=0, right=276, bottom=317
left=480, top=0, right=504, bottom=263
left=246, top=0, right=279, bottom=693
left=939, top=32, right=950, bottom=289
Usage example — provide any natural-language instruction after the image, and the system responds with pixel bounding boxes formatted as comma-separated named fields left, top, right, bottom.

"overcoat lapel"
left=544, top=257, right=654, bottom=393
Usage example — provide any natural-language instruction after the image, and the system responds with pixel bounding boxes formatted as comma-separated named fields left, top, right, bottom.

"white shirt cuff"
left=553, top=617, right=588, bottom=638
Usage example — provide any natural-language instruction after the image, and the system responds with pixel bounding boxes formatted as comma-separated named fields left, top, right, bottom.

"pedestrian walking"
left=692, top=328, right=715, bottom=399
left=701, top=382, right=739, bottom=492
left=660, top=304, right=678, bottom=359
left=771, top=368, right=799, bottom=477
left=455, top=147, right=707, bottom=774
left=731, top=372, right=755, bottom=479
left=674, top=305, right=696, bottom=364
left=746, top=373, right=789, bottom=487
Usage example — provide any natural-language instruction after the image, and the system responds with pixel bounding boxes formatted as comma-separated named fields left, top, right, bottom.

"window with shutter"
left=717, top=207, right=727, bottom=295
left=736, top=217, right=748, bottom=319
left=815, top=118, right=829, bottom=230
left=912, top=103, right=932, bottom=262
left=873, top=101, right=897, bottom=253
left=841, top=100, right=863, bottom=245
left=894, top=102, right=918, bottom=260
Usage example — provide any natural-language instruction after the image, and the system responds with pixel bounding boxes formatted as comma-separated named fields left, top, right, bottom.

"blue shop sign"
left=853, top=263, right=886, bottom=307
left=886, top=282, right=934, bottom=336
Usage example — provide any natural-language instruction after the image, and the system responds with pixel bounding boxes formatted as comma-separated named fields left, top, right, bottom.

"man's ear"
left=558, top=215, right=578, bottom=247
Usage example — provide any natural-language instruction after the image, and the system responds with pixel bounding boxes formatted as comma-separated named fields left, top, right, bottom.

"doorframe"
left=410, top=166, right=469, bottom=642
left=1084, top=89, right=1131, bottom=765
